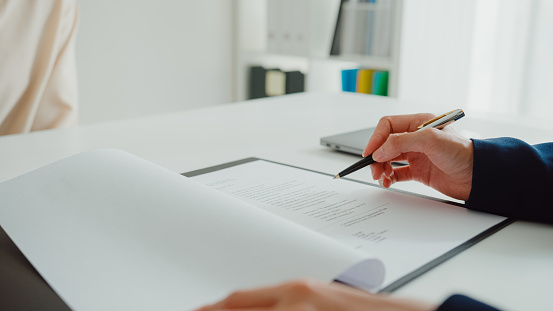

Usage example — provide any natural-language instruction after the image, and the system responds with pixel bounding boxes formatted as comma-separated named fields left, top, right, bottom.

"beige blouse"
left=0, top=0, right=78, bottom=135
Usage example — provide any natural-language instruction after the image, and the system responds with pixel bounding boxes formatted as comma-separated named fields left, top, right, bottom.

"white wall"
left=398, top=0, right=476, bottom=109
left=399, top=0, right=553, bottom=120
left=466, top=0, right=533, bottom=115
left=522, top=0, right=553, bottom=118
left=76, top=0, right=233, bottom=125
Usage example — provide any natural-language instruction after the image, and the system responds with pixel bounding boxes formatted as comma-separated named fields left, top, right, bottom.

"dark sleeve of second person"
left=466, top=137, right=553, bottom=224
left=436, top=137, right=553, bottom=311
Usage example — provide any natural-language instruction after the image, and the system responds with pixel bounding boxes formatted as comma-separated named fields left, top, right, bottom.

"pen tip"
left=333, top=174, right=340, bottom=179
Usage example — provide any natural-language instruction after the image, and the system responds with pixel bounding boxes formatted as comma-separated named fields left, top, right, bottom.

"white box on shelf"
left=267, top=0, right=283, bottom=53
left=373, top=0, right=395, bottom=57
left=267, top=0, right=338, bottom=57
left=289, top=0, right=310, bottom=56
left=278, top=0, right=294, bottom=54
left=340, top=0, right=395, bottom=57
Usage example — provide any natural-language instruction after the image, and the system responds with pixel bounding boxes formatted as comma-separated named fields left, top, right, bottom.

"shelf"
left=240, top=51, right=393, bottom=70
left=238, top=51, right=310, bottom=72
left=234, top=0, right=402, bottom=100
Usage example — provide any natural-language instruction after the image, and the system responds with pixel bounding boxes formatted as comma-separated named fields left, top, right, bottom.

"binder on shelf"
left=331, top=0, right=395, bottom=57
left=249, top=66, right=268, bottom=100
left=267, top=0, right=311, bottom=56
left=285, top=71, right=305, bottom=94
left=249, top=66, right=306, bottom=99
left=330, top=0, right=347, bottom=55
left=338, top=1, right=361, bottom=55
left=265, top=69, right=287, bottom=97
left=289, top=0, right=310, bottom=56
left=279, top=0, right=294, bottom=54
left=371, top=70, right=389, bottom=96
left=342, top=68, right=388, bottom=96
left=341, top=68, right=358, bottom=92
left=356, top=69, right=374, bottom=94
left=373, top=0, right=394, bottom=57
left=365, top=1, right=376, bottom=55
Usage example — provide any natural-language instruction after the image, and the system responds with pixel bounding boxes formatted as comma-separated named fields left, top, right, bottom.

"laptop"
left=320, top=128, right=376, bottom=156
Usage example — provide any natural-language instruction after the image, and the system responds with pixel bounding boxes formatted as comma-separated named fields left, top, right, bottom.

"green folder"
left=372, top=71, right=389, bottom=96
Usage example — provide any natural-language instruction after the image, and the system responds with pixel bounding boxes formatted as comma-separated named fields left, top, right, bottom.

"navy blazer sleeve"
left=466, top=137, right=553, bottom=224
left=437, top=138, right=553, bottom=311
left=437, top=295, right=501, bottom=311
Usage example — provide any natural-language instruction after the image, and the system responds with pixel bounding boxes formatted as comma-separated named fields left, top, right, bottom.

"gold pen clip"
left=417, top=109, right=464, bottom=130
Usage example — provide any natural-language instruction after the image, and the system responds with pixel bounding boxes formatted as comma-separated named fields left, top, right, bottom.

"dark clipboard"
left=182, top=157, right=514, bottom=293
left=0, top=157, right=514, bottom=309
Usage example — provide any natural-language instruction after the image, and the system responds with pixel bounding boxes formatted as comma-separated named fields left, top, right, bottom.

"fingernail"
left=383, top=176, right=392, bottom=188
left=373, top=149, right=383, bottom=161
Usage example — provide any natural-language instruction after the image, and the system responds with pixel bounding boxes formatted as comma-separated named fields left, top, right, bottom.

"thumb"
left=372, top=129, right=441, bottom=162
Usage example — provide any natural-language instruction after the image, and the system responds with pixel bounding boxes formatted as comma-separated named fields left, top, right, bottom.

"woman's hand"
left=364, top=113, right=473, bottom=201
left=195, top=279, right=436, bottom=311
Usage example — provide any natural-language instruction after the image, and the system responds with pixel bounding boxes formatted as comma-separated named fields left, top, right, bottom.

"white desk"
left=1, top=92, right=552, bottom=310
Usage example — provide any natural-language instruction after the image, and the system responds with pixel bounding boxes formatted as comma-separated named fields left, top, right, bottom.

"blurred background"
left=76, top=0, right=553, bottom=125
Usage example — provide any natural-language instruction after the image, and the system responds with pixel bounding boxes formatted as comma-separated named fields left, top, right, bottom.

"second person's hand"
left=363, top=113, right=474, bottom=201
left=194, top=279, right=435, bottom=311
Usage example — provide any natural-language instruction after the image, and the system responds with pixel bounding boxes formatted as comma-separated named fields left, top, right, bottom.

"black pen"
left=333, top=109, right=465, bottom=179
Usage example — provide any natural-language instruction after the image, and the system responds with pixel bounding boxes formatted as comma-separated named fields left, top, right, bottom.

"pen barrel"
left=336, top=109, right=464, bottom=179
left=337, top=154, right=376, bottom=178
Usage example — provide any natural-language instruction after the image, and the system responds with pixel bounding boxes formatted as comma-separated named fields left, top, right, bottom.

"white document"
left=191, top=160, right=508, bottom=289
left=0, top=150, right=384, bottom=310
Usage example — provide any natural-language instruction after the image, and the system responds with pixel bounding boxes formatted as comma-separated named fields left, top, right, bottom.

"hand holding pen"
left=334, top=110, right=474, bottom=201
